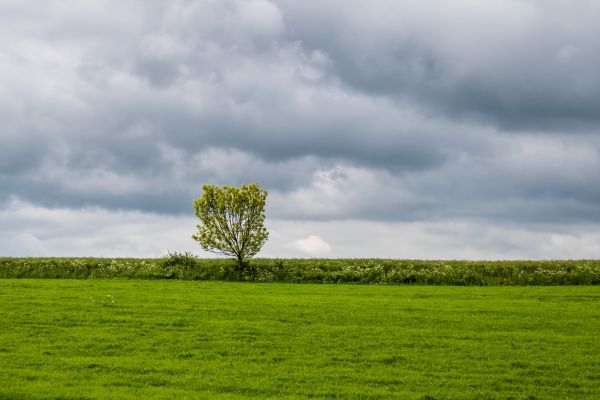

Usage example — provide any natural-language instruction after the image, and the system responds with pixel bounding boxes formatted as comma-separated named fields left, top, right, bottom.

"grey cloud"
left=278, top=0, right=600, bottom=131
left=1, top=0, right=599, bottom=231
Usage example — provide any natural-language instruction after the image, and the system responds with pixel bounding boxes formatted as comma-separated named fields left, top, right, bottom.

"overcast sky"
left=2, top=0, right=600, bottom=259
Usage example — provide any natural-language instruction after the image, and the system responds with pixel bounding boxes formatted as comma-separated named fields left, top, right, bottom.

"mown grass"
left=0, top=279, right=598, bottom=399
left=1, top=257, right=600, bottom=285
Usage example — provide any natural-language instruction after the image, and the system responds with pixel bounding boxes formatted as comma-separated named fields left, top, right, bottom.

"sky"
left=1, top=0, right=600, bottom=259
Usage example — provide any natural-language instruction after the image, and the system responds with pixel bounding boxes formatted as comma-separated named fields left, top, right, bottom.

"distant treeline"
left=1, top=255, right=599, bottom=285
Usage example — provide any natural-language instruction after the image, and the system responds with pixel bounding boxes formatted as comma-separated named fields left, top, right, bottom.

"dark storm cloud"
left=279, top=0, right=600, bottom=131
left=1, top=0, right=600, bottom=226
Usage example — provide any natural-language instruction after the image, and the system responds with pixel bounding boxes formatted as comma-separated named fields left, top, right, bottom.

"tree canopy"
left=193, top=183, right=268, bottom=266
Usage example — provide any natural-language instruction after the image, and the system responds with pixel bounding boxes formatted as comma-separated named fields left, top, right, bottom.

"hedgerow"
left=1, top=256, right=599, bottom=285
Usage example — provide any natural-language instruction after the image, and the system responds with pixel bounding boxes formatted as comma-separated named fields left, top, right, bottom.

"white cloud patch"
left=266, top=219, right=600, bottom=260
left=291, top=235, right=332, bottom=256
left=0, top=198, right=200, bottom=258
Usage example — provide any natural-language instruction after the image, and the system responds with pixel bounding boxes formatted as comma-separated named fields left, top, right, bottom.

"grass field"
left=0, top=280, right=599, bottom=399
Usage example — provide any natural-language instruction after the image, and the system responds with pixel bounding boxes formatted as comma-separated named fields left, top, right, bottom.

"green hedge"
left=1, top=255, right=599, bottom=285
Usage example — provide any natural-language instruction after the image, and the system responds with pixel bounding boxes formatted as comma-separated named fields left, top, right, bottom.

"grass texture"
left=0, top=279, right=598, bottom=399
left=1, top=257, right=600, bottom=285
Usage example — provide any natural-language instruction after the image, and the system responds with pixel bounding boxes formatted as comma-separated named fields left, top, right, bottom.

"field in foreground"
left=0, top=280, right=599, bottom=399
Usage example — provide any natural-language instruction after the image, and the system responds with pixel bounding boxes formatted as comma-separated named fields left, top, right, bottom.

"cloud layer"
left=1, top=1, right=600, bottom=257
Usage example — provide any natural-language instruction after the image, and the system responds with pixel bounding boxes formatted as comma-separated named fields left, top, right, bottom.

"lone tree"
left=193, top=183, right=269, bottom=268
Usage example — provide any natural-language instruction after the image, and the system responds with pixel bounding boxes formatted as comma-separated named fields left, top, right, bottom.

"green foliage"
left=1, top=258, right=600, bottom=285
left=159, top=251, right=199, bottom=279
left=1, top=280, right=599, bottom=399
left=160, top=251, right=199, bottom=269
left=192, top=183, right=269, bottom=267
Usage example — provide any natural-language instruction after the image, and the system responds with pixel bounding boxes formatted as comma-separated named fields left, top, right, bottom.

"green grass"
left=2, top=257, right=600, bottom=285
left=0, top=280, right=598, bottom=399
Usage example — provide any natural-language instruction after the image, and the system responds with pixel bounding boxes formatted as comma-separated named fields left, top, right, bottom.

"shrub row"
left=1, top=255, right=599, bottom=285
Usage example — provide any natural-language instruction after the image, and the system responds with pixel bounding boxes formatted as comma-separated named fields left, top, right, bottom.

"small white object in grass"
left=293, top=235, right=331, bottom=256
